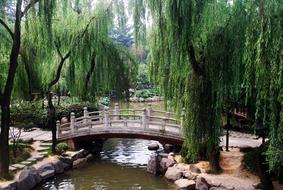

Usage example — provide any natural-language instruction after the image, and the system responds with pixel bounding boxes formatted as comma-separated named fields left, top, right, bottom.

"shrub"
left=55, top=142, right=69, bottom=154
left=98, top=97, right=111, bottom=106
left=135, top=88, right=160, bottom=99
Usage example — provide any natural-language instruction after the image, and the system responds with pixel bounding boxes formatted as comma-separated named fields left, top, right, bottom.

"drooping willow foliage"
left=142, top=0, right=247, bottom=166
left=131, top=0, right=282, bottom=174
left=11, top=0, right=137, bottom=101
left=243, top=0, right=283, bottom=176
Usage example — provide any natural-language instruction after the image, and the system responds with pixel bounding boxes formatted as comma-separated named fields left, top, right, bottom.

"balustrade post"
left=83, top=107, right=89, bottom=124
left=70, top=112, right=75, bottom=134
left=180, top=108, right=185, bottom=135
left=104, top=106, right=109, bottom=127
left=124, top=115, right=128, bottom=127
left=161, top=118, right=166, bottom=133
left=114, top=103, right=119, bottom=120
left=147, top=104, right=152, bottom=117
left=142, top=108, right=147, bottom=129
left=56, top=120, right=61, bottom=138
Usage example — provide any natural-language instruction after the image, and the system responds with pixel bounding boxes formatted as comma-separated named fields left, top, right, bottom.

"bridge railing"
left=57, top=103, right=185, bottom=138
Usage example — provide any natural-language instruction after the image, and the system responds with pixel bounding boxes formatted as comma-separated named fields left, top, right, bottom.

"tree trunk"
left=47, top=91, right=57, bottom=153
left=0, top=0, right=22, bottom=177
left=256, top=145, right=274, bottom=190
left=0, top=104, right=10, bottom=176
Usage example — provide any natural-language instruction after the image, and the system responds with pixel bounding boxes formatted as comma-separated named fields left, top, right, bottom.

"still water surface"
left=36, top=138, right=173, bottom=190
left=36, top=101, right=173, bottom=190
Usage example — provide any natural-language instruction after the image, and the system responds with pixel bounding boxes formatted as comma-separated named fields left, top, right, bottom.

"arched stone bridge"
left=57, top=104, right=185, bottom=145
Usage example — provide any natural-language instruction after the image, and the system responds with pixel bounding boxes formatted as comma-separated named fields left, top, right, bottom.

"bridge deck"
left=57, top=104, right=185, bottom=144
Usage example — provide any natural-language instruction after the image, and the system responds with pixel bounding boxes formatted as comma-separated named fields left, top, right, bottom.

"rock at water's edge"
left=73, top=158, right=87, bottom=169
left=195, top=177, right=210, bottom=190
left=148, top=143, right=159, bottom=151
left=174, top=179, right=196, bottom=190
left=165, top=167, right=183, bottom=181
left=17, top=167, right=41, bottom=190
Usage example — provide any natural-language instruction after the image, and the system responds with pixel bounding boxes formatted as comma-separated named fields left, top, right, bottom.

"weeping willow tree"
left=137, top=0, right=248, bottom=172
left=244, top=0, right=283, bottom=184
left=11, top=0, right=137, bottom=151
left=0, top=0, right=54, bottom=177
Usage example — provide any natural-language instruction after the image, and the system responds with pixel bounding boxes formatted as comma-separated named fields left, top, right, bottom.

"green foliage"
left=135, top=88, right=159, bottom=99
left=10, top=98, right=98, bottom=128
left=98, top=97, right=111, bottom=106
left=9, top=144, right=32, bottom=165
left=135, top=64, right=152, bottom=90
left=55, top=142, right=69, bottom=154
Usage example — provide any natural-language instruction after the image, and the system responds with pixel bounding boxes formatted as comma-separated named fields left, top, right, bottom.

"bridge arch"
left=57, top=104, right=185, bottom=146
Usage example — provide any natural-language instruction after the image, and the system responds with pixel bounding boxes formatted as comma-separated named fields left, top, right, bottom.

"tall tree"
left=0, top=0, right=42, bottom=177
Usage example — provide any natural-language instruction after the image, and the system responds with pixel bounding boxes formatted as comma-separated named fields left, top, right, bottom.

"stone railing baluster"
left=142, top=108, right=147, bottom=129
left=83, top=107, right=89, bottom=124
left=114, top=103, right=119, bottom=120
left=104, top=106, right=109, bottom=127
left=147, top=104, right=152, bottom=120
left=124, top=115, right=128, bottom=127
left=70, top=112, right=75, bottom=134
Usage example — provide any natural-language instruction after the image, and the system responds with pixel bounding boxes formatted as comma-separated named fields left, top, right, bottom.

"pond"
left=35, top=138, right=174, bottom=190
left=36, top=101, right=175, bottom=190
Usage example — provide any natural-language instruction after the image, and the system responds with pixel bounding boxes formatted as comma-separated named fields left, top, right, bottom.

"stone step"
left=40, top=142, right=52, bottom=147
left=38, top=151, right=48, bottom=157
left=9, top=166, right=17, bottom=172
left=37, top=147, right=50, bottom=152
left=21, top=161, right=33, bottom=166
left=27, top=157, right=37, bottom=163
left=33, top=154, right=45, bottom=161
left=11, top=164, right=26, bottom=170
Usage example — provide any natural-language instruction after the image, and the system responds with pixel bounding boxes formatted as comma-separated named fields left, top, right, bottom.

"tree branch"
left=21, top=0, right=40, bottom=18
left=48, top=50, right=71, bottom=91
left=187, top=44, right=201, bottom=75
left=0, top=18, right=14, bottom=40
left=84, top=51, right=97, bottom=91
left=54, top=41, right=63, bottom=59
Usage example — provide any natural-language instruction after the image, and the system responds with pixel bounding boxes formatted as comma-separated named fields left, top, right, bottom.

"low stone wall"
left=1, top=149, right=94, bottom=190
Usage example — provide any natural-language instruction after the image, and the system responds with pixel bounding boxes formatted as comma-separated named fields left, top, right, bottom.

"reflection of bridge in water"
left=57, top=104, right=185, bottom=145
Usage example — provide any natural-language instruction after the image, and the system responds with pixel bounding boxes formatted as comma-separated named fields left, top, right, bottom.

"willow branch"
left=21, top=0, right=40, bottom=18
left=84, top=51, right=97, bottom=91
left=48, top=50, right=71, bottom=91
left=0, top=18, right=14, bottom=40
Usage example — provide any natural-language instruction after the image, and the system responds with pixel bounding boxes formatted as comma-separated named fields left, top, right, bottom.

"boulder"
left=58, top=155, right=73, bottom=165
left=174, top=179, right=196, bottom=190
left=165, top=167, right=183, bottom=181
left=160, top=158, right=175, bottom=174
left=17, top=167, right=41, bottom=190
left=183, top=171, right=197, bottom=180
left=168, top=152, right=175, bottom=161
left=189, top=164, right=201, bottom=174
left=37, top=163, right=55, bottom=179
left=71, top=149, right=88, bottom=160
left=73, top=158, right=87, bottom=169
left=86, top=153, right=94, bottom=161
left=195, top=177, right=210, bottom=190
left=1, top=181, right=17, bottom=190
left=164, top=144, right=174, bottom=153
left=51, top=160, right=65, bottom=174
left=148, top=143, right=159, bottom=151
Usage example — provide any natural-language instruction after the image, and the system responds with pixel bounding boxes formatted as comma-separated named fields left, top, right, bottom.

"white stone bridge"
left=57, top=104, right=185, bottom=145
